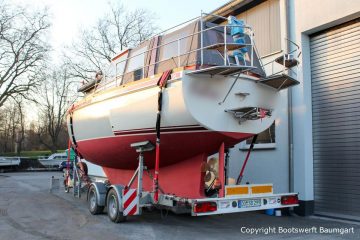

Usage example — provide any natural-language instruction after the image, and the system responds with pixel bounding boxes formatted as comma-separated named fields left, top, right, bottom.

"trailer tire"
left=88, top=185, right=104, bottom=215
left=107, top=189, right=126, bottom=223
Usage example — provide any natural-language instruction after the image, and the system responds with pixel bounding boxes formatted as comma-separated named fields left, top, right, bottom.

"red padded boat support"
left=64, top=139, right=71, bottom=188
left=66, top=140, right=71, bottom=172
left=154, top=70, right=172, bottom=202
left=218, top=142, right=225, bottom=197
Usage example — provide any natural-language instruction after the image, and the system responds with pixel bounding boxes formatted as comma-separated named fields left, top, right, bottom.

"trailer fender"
left=88, top=182, right=107, bottom=206
left=108, top=185, right=125, bottom=212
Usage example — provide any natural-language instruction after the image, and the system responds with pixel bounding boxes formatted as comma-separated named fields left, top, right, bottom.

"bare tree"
left=37, top=66, right=77, bottom=153
left=14, top=99, right=25, bottom=154
left=0, top=2, right=50, bottom=108
left=24, top=121, right=42, bottom=151
left=0, top=105, right=12, bottom=152
left=65, top=3, right=157, bottom=82
left=0, top=98, right=25, bottom=154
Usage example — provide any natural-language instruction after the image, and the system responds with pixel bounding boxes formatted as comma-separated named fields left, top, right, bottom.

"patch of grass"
left=1, top=150, right=65, bottom=158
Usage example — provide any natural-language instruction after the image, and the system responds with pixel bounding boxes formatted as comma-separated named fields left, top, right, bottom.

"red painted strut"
left=236, top=135, right=258, bottom=184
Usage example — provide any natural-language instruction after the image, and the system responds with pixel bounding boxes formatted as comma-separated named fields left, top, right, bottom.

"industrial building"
left=209, top=0, right=360, bottom=220
left=83, top=0, right=360, bottom=221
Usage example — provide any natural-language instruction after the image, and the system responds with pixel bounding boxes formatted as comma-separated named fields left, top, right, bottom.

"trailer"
left=64, top=140, right=298, bottom=223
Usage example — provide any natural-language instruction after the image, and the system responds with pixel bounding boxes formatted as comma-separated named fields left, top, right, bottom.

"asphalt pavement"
left=0, top=172, right=359, bottom=240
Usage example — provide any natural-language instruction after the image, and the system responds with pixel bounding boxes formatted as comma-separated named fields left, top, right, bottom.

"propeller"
left=202, top=157, right=219, bottom=182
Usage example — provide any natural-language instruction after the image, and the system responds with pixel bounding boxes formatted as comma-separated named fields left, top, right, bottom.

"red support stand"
left=66, top=140, right=71, bottom=171
left=65, top=140, right=71, bottom=187
left=218, top=142, right=225, bottom=198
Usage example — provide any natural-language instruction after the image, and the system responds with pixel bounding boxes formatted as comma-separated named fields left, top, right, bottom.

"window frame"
left=239, top=121, right=276, bottom=150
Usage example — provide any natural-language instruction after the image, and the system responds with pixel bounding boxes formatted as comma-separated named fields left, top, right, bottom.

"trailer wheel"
left=88, top=185, right=104, bottom=215
left=107, top=189, right=126, bottom=223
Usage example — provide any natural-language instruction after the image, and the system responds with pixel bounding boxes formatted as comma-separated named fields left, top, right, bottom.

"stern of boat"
left=181, top=70, right=282, bottom=136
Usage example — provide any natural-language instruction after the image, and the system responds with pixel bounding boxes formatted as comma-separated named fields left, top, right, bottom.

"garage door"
left=310, top=18, right=360, bottom=220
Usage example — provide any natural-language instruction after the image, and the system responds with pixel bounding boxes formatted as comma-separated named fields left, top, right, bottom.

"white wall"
left=228, top=86, right=290, bottom=194
left=295, top=0, right=360, bottom=35
left=291, top=0, right=360, bottom=201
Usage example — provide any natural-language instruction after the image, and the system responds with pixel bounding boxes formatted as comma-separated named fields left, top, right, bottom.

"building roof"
left=208, top=0, right=265, bottom=23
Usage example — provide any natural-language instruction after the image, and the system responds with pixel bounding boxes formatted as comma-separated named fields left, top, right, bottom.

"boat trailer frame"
left=83, top=140, right=298, bottom=222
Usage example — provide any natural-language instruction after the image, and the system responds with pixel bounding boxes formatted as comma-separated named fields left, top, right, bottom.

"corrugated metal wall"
left=310, top=19, right=360, bottom=220
left=235, top=0, right=281, bottom=56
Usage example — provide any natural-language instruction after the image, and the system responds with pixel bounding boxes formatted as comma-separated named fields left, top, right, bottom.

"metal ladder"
left=73, top=156, right=82, bottom=198
left=72, top=156, right=91, bottom=198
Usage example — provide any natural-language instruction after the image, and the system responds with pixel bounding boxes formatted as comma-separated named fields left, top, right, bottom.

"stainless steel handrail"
left=261, top=38, right=301, bottom=77
left=94, top=13, right=256, bottom=92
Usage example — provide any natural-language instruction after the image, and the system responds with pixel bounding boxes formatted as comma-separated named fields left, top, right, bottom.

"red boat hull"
left=76, top=130, right=252, bottom=198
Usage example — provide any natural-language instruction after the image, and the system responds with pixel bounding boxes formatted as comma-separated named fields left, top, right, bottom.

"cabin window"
left=160, top=32, right=188, bottom=62
left=116, top=61, right=125, bottom=77
left=158, top=28, right=195, bottom=70
left=126, top=46, right=147, bottom=81
left=106, top=62, right=116, bottom=87
left=133, top=68, right=143, bottom=81
left=96, top=62, right=116, bottom=91
left=240, top=121, right=276, bottom=150
left=156, top=22, right=199, bottom=74
left=115, top=52, right=128, bottom=85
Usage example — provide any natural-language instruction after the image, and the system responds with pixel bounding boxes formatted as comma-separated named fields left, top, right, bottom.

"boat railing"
left=94, top=12, right=257, bottom=92
left=261, top=38, right=301, bottom=78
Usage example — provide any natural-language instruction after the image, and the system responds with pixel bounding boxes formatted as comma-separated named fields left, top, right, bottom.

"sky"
left=12, top=0, right=230, bottom=59
left=9, top=0, right=230, bottom=121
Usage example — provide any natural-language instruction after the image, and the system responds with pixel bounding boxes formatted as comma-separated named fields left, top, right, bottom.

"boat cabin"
left=78, top=13, right=297, bottom=94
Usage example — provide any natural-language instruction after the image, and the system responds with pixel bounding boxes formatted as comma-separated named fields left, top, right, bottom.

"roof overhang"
left=208, top=0, right=266, bottom=23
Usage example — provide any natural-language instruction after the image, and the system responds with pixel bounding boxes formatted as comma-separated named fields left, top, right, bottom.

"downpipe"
left=286, top=0, right=296, bottom=194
